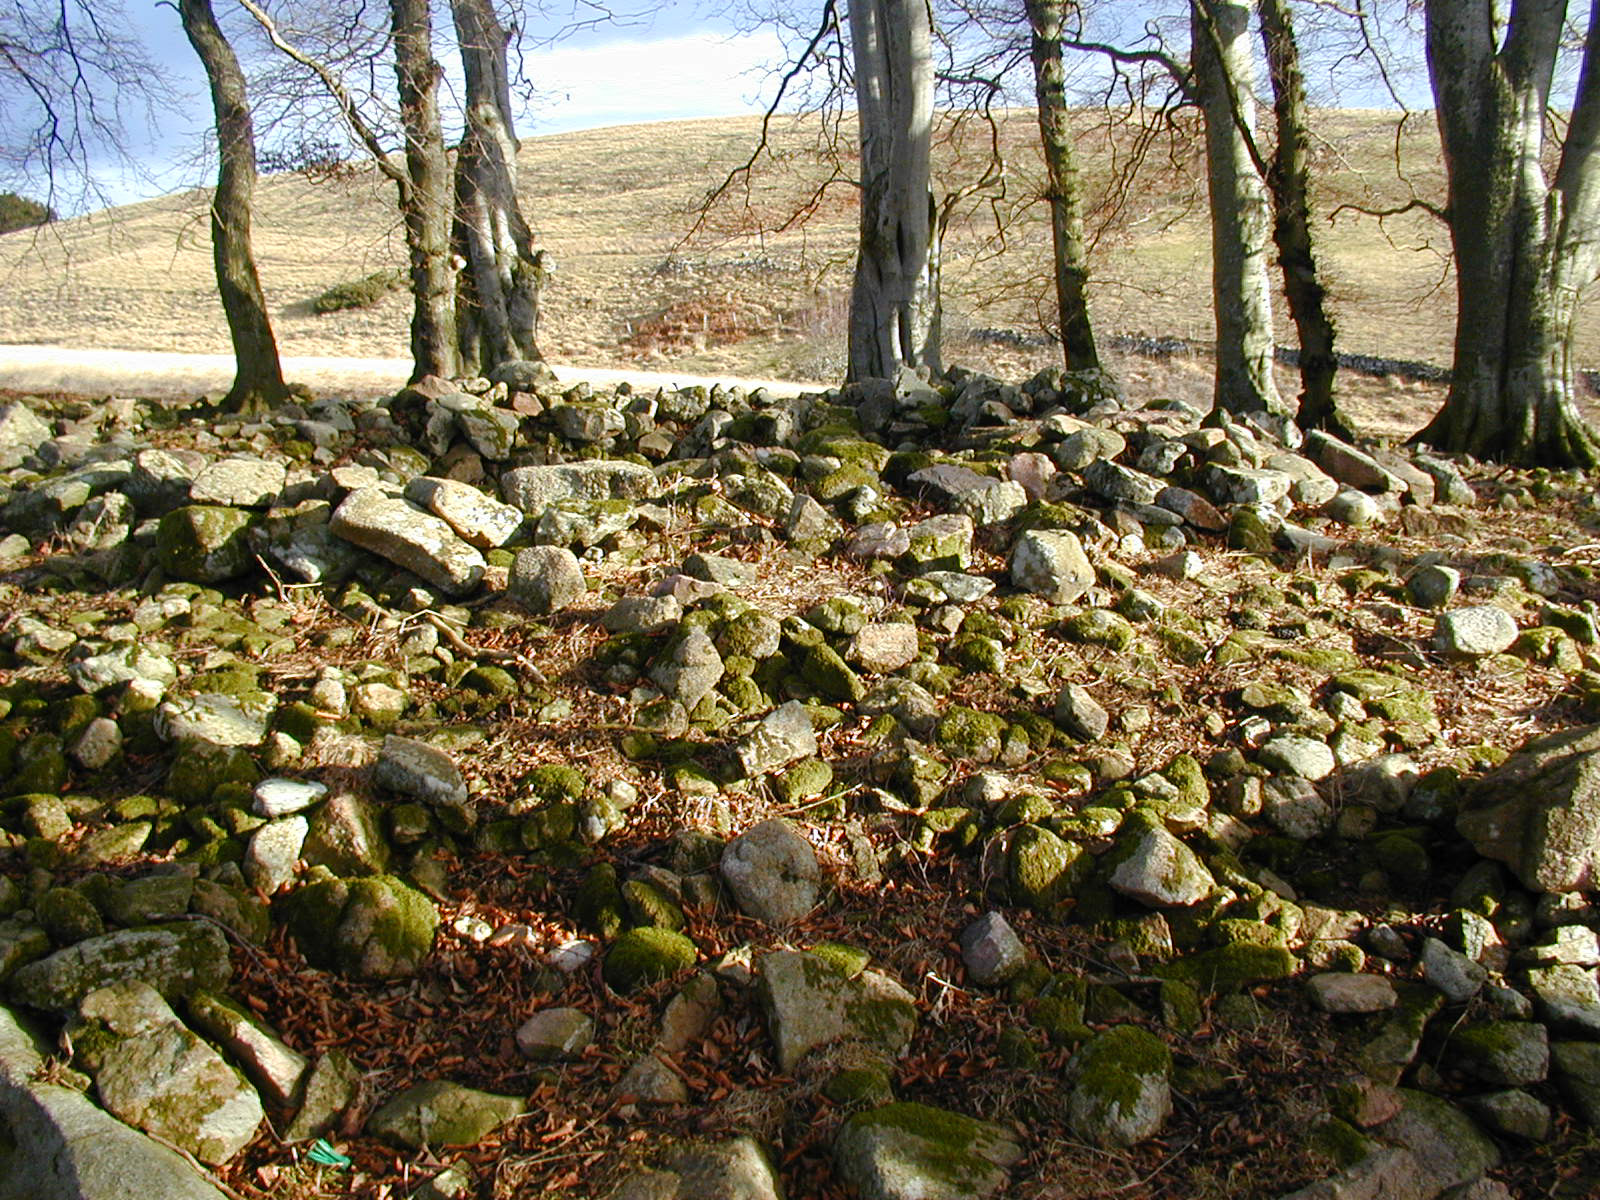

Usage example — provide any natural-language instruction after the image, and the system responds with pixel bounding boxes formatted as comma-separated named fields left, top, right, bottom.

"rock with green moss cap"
left=1065, top=1025, right=1172, bottom=1148
left=758, top=949, right=917, bottom=1071
left=1372, top=1089, right=1499, bottom=1191
left=367, top=1079, right=525, bottom=1148
left=604, top=927, right=698, bottom=992
left=280, top=875, right=438, bottom=980
left=9, top=922, right=231, bottom=1011
left=833, top=1101, right=1024, bottom=1200
left=156, top=505, right=255, bottom=583
left=1007, top=824, right=1088, bottom=909
left=936, top=706, right=1008, bottom=763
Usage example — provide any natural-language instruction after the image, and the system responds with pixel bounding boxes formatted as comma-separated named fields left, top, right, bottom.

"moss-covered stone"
left=603, top=926, right=698, bottom=992
left=936, top=706, right=1008, bottom=763
left=366, top=1079, right=526, bottom=1149
left=1065, top=1025, right=1173, bottom=1149
left=1154, top=943, right=1297, bottom=994
left=575, top=863, right=626, bottom=939
left=833, top=1102, right=1023, bottom=1200
left=279, top=875, right=438, bottom=980
left=1008, top=824, right=1088, bottom=909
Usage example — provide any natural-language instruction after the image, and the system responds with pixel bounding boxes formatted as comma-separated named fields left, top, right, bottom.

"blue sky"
left=86, top=3, right=787, bottom=209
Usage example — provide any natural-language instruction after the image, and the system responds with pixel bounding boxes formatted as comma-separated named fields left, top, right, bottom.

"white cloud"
left=520, top=30, right=788, bottom=133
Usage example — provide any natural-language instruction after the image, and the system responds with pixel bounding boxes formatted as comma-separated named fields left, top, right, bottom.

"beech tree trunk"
left=450, top=0, right=545, bottom=374
left=178, top=0, right=287, bottom=414
left=1026, top=0, right=1098, bottom=372
left=848, top=0, right=941, bottom=382
left=391, top=0, right=458, bottom=382
left=1415, top=0, right=1600, bottom=467
left=1191, top=0, right=1286, bottom=417
left=1258, top=0, right=1350, bottom=437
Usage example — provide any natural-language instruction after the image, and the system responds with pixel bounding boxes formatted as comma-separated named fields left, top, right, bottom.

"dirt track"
left=0, top=343, right=812, bottom=400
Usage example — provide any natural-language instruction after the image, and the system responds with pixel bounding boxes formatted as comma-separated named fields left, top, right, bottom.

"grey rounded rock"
left=721, top=819, right=820, bottom=925
left=508, top=545, right=586, bottom=615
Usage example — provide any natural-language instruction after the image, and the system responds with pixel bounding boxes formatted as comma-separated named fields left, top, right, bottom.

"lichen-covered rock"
left=508, top=545, right=586, bottom=614
left=404, top=476, right=524, bottom=548
left=721, top=818, right=820, bottom=924
left=280, top=876, right=438, bottom=980
left=1433, top=606, right=1519, bottom=658
left=1007, top=824, right=1087, bottom=909
left=650, top=626, right=725, bottom=712
left=75, top=980, right=262, bottom=1166
left=614, top=1136, right=784, bottom=1200
left=1009, top=529, right=1094, bottom=603
left=186, top=989, right=309, bottom=1107
left=1457, top=723, right=1600, bottom=893
left=1065, top=1025, right=1173, bottom=1148
left=515, top=1006, right=595, bottom=1061
left=1107, top=813, right=1215, bottom=907
left=366, top=1079, right=525, bottom=1148
left=9, top=923, right=231, bottom=1011
left=156, top=505, right=254, bottom=583
left=330, top=487, right=485, bottom=596
left=189, top=457, right=287, bottom=508
left=500, top=461, right=656, bottom=513
left=832, top=1102, right=1024, bottom=1200
left=734, top=701, right=818, bottom=778
left=375, top=734, right=469, bottom=810
left=758, top=949, right=917, bottom=1072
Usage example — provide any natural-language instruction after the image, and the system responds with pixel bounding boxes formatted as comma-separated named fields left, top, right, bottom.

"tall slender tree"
left=1415, top=0, right=1600, bottom=467
left=1258, top=0, right=1349, bottom=436
left=1025, top=0, right=1099, bottom=371
left=1190, top=0, right=1285, bottom=417
left=450, top=0, right=546, bottom=374
left=179, top=0, right=289, bottom=414
left=390, top=0, right=458, bottom=381
left=848, top=0, right=941, bottom=381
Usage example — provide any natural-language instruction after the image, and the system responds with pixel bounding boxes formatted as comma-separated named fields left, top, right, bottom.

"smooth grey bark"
left=391, top=0, right=458, bottom=382
left=1191, top=0, right=1286, bottom=417
left=179, top=0, right=287, bottom=414
left=1415, top=0, right=1600, bottom=467
left=449, top=0, right=546, bottom=374
left=1258, top=0, right=1350, bottom=437
left=1026, top=0, right=1099, bottom=371
left=847, top=0, right=941, bottom=381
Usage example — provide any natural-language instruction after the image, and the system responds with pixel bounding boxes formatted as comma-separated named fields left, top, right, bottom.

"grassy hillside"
left=0, top=107, right=1581, bottom=427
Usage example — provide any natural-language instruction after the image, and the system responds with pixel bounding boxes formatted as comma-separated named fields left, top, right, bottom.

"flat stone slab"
left=330, top=487, right=485, bottom=596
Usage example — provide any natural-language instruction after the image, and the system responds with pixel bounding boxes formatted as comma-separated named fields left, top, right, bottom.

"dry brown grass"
left=0, top=107, right=1588, bottom=430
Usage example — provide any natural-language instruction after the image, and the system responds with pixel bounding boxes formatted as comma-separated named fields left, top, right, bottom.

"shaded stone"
left=1457, top=723, right=1600, bottom=893
left=156, top=505, right=254, bottom=583
left=280, top=876, right=438, bottom=980
left=1307, top=973, right=1398, bottom=1014
left=1449, top=1021, right=1548, bottom=1086
left=959, top=912, right=1026, bottom=986
left=1374, top=1089, right=1498, bottom=1192
left=1550, top=1040, right=1600, bottom=1126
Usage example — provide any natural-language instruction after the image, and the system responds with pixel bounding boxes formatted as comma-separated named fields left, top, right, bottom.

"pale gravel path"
left=0, top=343, right=815, bottom=399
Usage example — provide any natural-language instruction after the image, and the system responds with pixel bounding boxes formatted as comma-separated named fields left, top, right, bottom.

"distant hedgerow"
left=310, top=269, right=404, bottom=315
left=0, top=192, right=56, bottom=235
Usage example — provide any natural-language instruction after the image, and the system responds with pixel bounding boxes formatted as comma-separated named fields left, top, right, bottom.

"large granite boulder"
left=1457, top=723, right=1600, bottom=893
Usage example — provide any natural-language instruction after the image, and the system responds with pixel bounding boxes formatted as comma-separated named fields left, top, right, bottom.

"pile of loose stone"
left=0, top=356, right=1598, bottom=1199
